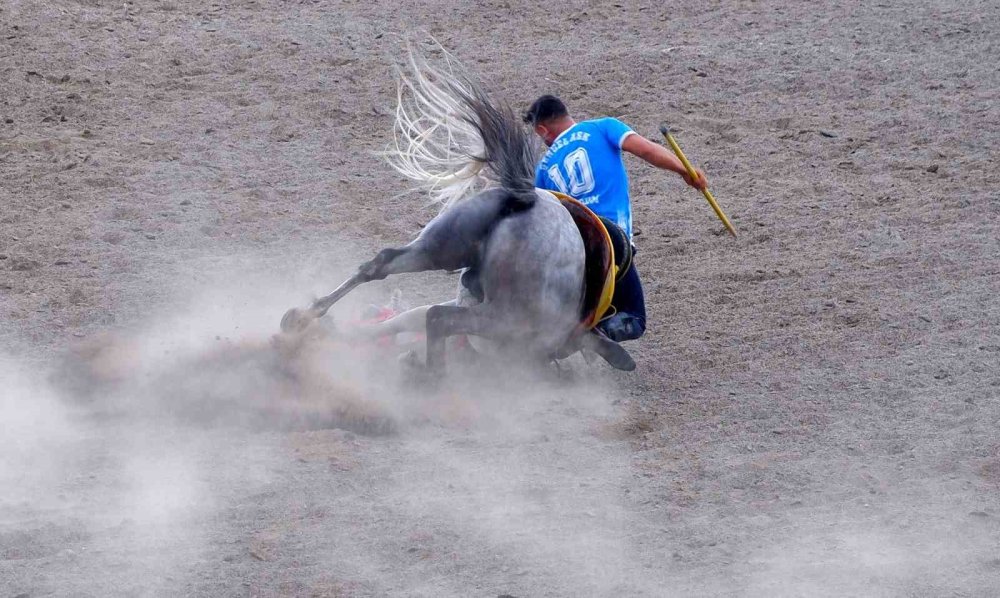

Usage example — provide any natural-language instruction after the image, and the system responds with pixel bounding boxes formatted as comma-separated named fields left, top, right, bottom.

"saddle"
left=548, top=191, right=631, bottom=330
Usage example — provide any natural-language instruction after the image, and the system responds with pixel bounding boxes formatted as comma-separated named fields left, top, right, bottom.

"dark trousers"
left=597, top=260, right=646, bottom=342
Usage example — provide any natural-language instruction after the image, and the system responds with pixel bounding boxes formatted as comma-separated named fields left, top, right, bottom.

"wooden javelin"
left=659, top=124, right=737, bottom=238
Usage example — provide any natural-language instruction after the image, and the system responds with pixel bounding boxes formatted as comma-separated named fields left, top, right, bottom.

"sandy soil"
left=2, top=0, right=999, bottom=596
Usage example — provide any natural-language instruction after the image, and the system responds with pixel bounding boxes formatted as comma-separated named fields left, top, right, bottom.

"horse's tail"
left=383, top=44, right=537, bottom=212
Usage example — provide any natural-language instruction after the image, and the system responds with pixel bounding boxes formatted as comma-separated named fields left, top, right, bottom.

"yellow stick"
left=659, top=124, right=737, bottom=238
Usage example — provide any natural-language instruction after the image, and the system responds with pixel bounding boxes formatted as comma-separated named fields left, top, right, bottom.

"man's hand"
left=622, top=134, right=709, bottom=190
left=682, top=168, right=708, bottom=191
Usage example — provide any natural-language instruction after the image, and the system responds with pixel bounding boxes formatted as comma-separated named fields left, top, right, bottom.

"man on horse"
left=523, top=95, right=708, bottom=342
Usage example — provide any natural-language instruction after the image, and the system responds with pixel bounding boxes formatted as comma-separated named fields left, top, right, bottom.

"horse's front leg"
left=424, top=304, right=500, bottom=373
left=347, top=300, right=457, bottom=341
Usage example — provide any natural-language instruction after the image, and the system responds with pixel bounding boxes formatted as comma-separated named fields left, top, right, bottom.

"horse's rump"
left=477, top=192, right=585, bottom=351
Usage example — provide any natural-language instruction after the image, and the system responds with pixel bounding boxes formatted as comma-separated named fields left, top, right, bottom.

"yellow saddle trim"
left=548, top=190, right=617, bottom=330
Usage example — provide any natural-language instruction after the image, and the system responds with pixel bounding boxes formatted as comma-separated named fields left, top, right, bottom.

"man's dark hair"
left=522, top=95, right=568, bottom=125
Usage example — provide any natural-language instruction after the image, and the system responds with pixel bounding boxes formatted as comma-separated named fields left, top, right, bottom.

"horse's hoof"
left=398, top=351, right=441, bottom=388
left=398, top=349, right=421, bottom=369
left=405, top=367, right=439, bottom=389
left=280, top=307, right=313, bottom=333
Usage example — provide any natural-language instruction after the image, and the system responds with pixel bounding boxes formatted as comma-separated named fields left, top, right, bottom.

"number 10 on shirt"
left=547, top=148, right=595, bottom=197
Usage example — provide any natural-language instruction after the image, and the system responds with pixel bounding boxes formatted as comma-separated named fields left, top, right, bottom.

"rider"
left=522, top=95, right=707, bottom=342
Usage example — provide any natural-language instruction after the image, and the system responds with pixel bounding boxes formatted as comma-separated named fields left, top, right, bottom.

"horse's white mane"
left=382, top=45, right=498, bottom=211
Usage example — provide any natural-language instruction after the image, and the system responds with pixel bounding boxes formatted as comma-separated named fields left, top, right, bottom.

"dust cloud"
left=6, top=247, right=995, bottom=596
left=1, top=356, right=83, bottom=509
left=2, top=248, right=664, bottom=596
left=2, top=249, right=380, bottom=594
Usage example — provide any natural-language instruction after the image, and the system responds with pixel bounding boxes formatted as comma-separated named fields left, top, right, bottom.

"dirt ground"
left=2, top=0, right=999, bottom=596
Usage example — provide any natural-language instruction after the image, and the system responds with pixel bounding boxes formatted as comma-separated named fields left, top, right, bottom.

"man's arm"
left=621, top=133, right=708, bottom=190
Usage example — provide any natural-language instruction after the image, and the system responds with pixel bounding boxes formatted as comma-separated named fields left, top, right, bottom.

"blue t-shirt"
left=534, top=117, right=635, bottom=238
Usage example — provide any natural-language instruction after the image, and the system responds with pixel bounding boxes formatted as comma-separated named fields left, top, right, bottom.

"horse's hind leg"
left=424, top=304, right=500, bottom=372
left=291, top=244, right=436, bottom=328
left=357, top=245, right=434, bottom=282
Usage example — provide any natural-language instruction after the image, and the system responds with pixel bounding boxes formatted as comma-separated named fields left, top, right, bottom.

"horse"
left=280, top=47, right=634, bottom=374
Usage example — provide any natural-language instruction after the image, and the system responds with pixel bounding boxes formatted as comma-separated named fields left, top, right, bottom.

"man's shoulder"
left=580, top=116, right=630, bottom=129
left=579, top=117, right=633, bottom=142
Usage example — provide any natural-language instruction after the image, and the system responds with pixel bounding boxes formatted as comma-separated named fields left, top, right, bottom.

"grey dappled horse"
left=280, top=49, right=634, bottom=373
